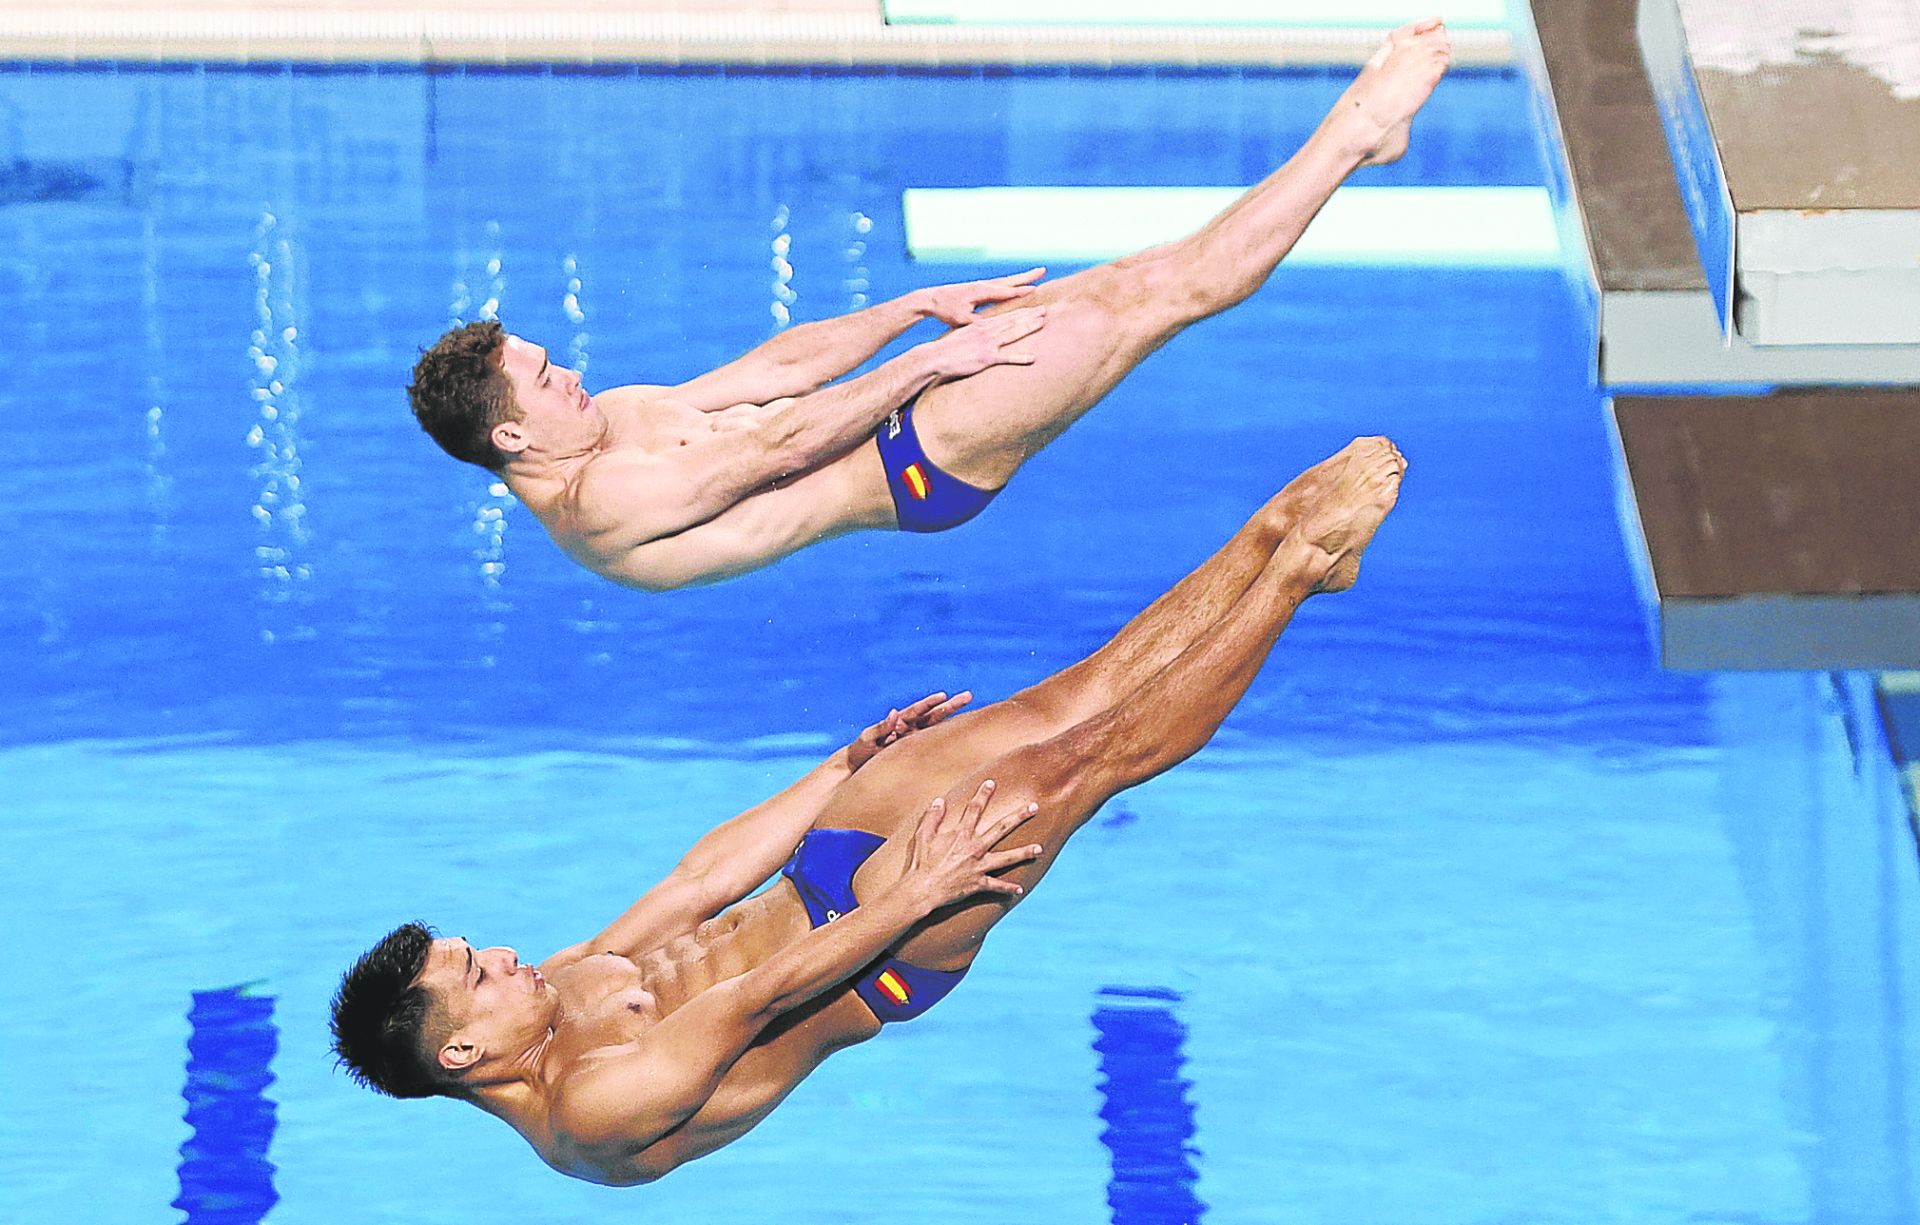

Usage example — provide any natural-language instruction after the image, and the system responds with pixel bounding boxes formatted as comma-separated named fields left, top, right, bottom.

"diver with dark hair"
left=333, top=436, right=1405, bottom=1184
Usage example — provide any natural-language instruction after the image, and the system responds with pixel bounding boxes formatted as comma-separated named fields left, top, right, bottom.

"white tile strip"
left=903, top=185, right=1564, bottom=266
left=885, top=0, right=1513, bottom=28
left=0, top=7, right=1515, bottom=65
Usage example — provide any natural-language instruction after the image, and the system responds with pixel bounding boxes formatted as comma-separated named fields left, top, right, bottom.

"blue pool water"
left=2, top=64, right=1917, bottom=1224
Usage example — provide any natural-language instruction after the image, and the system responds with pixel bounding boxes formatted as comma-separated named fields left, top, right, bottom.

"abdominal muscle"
left=557, top=878, right=886, bottom=1179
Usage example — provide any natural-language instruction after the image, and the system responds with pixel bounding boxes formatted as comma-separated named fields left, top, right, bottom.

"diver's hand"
left=898, top=780, right=1041, bottom=913
left=914, top=268, right=1047, bottom=326
left=922, top=307, right=1047, bottom=379
left=847, top=691, right=973, bottom=773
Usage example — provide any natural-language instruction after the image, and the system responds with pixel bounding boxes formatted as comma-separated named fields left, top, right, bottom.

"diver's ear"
left=490, top=420, right=528, bottom=456
left=439, top=1039, right=481, bottom=1073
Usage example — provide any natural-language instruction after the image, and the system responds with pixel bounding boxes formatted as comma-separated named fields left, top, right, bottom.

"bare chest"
left=545, top=955, right=655, bottom=1053
left=553, top=889, right=811, bottom=1045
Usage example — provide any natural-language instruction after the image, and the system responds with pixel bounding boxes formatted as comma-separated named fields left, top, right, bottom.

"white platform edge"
left=903, top=185, right=1564, bottom=265
left=1664, top=595, right=1920, bottom=671
left=1738, top=210, right=1920, bottom=346
left=883, top=0, right=1514, bottom=28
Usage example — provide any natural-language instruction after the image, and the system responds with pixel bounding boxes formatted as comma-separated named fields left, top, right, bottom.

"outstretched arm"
left=561, top=693, right=973, bottom=963
left=666, top=271, right=1046, bottom=412
left=554, top=785, right=1041, bottom=1170
left=574, top=309, right=1048, bottom=585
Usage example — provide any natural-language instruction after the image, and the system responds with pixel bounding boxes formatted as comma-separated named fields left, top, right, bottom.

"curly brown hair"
left=408, top=321, right=520, bottom=469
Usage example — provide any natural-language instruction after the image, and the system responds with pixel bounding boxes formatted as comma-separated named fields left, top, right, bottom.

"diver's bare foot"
left=1295, top=436, right=1405, bottom=593
left=1332, top=18, right=1452, bottom=167
left=1259, top=446, right=1354, bottom=538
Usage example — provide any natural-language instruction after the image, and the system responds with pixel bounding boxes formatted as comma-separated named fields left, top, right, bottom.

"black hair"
left=329, top=921, right=449, bottom=1099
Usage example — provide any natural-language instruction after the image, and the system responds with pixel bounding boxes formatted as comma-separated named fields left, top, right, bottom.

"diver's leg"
left=844, top=440, right=1406, bottom=970
left=850, top=440, right=1366, bottom=776
left=909, top=20, right=1452, bottom=489
left=1007, top=440, right=1367, bottom=729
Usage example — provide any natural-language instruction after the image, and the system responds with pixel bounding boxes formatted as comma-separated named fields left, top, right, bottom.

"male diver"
left=405, top=21, right=1451, bottom=590
left=331, top=435, right=1406, bottom=1185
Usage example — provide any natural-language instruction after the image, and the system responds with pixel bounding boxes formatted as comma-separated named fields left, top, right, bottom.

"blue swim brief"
left=874, top=398, right=998, bottom=534
left=780, top=827, right=967, bottom=1023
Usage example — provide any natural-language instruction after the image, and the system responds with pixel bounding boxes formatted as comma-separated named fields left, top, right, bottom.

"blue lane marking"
left=1092, top=986, right=1207, bottom=1225
left=173, top=986, right=279, bottom=1225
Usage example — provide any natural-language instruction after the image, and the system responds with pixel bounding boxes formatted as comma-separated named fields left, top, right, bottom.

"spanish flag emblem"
left=875, top=969, right=912, bottom=1007
left=901, top=463, right=930, bottom=501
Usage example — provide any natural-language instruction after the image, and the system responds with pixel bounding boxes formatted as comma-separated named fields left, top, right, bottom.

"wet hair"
left=407, top=320, right=519, bottom=469
left=330, top=921, right=452, bottom=1100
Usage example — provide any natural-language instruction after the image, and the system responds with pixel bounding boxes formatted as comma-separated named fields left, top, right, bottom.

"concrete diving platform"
left=1525, top=0, right=1920, bottom=674
left=1523, top=0, right=1920, bottom=385
left=1640, top=0, right=1920, bottom=348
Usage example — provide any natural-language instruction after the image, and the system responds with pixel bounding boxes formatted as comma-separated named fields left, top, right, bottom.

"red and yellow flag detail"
left=875, top=969, right=912, bottom=1006
left=901, top=463, right=930, bottom=501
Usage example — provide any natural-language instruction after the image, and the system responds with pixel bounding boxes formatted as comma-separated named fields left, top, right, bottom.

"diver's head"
left=331, top=923, right=556, bottom=1099
left=408, top=323, right=601, bottom=471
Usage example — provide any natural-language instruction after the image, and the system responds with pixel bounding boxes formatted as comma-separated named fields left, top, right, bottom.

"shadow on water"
left=1093, top=986, right=1206, bottom=1225
left=174, top=986, right=279, bottom=1225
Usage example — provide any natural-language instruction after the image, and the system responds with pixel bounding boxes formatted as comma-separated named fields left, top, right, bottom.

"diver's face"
left=492, top=334, right=600, bottom=458
left=414, top=936, right=554, bottom=1077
